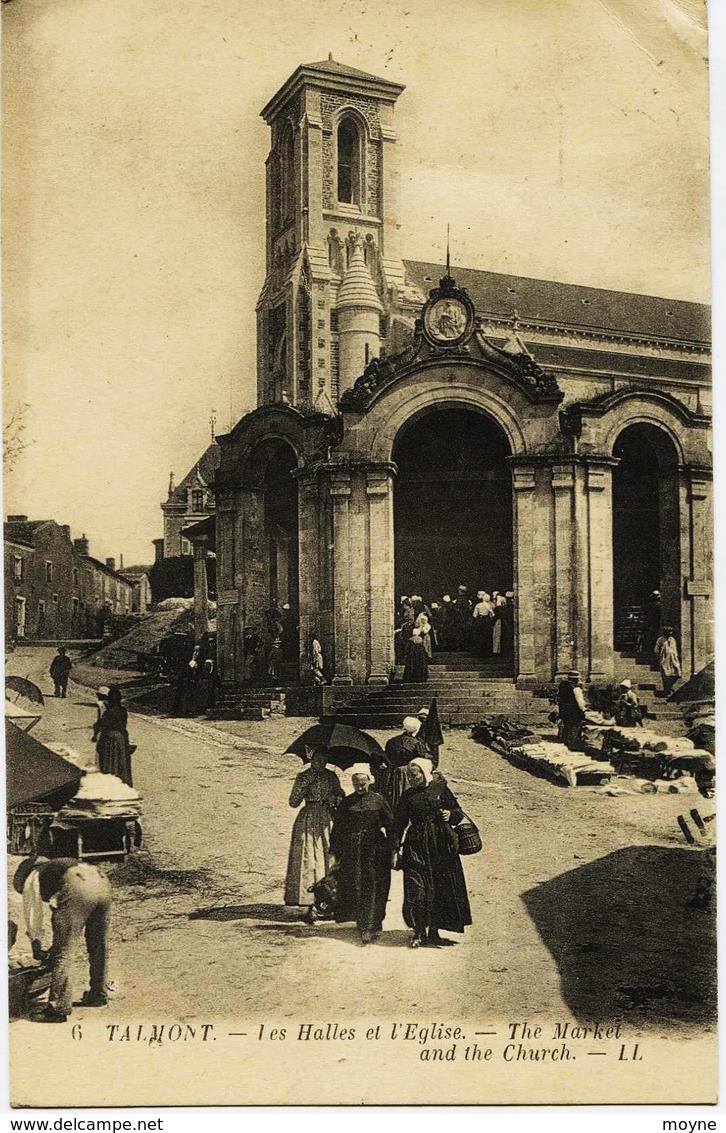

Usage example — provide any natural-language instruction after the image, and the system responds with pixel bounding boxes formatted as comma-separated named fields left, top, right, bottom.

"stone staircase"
left=322, top=653, right=550, bottom=728
left=613, top=649, right=685, bottom=731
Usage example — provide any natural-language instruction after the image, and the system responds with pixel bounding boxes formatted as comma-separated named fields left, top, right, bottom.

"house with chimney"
left=4, top=516, right=134, bottom=641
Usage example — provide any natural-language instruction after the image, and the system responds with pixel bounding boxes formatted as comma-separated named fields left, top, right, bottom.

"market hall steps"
left=323, top=654, right=544, bottom=728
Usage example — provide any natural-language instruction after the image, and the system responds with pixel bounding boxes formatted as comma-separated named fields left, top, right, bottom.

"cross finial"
left=446, top=224, right=451, bottom=277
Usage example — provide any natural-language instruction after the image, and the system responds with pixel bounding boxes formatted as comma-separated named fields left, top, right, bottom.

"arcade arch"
left=392, top=406, right=514, bottom=667
left=612, top=423, right=680, bottom=650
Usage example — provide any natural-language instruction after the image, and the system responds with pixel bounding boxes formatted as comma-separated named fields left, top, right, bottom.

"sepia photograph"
left=2, top=0, right=716, bottom=1110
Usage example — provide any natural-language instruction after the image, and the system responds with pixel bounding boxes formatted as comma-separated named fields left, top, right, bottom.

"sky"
left=2, top=0, right=712, bottom=565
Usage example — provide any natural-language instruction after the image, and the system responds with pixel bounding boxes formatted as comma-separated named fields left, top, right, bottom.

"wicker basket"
left=453, top=815, right=482, bottom=856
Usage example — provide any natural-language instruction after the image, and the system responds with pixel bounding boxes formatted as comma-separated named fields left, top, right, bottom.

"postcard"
left=3, top=0, right=715, bottom=1108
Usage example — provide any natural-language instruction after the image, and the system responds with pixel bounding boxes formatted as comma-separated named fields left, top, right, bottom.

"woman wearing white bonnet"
left=378, top=717, right=427, bottom=810
left=330, top=764, right=394, bottom=945
left=392, top=757, right=473, bottom=948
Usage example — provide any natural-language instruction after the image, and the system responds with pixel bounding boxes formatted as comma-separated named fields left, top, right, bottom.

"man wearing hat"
left=13, top=853, right=112, bottom=1023
left=49, top=646, right=72, bottom=698
left=557, top=671, right=587, bottom=750
left=614, top=679, right=643, bottom=727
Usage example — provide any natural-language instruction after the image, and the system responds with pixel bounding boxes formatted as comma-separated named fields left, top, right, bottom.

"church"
left=208, top=58, right=712, bottom=708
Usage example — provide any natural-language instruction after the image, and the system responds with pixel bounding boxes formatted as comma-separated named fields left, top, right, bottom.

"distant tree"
left=3, top=403, right=32, bottom=469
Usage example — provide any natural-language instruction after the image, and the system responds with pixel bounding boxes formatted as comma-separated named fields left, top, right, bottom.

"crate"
left=7, top=804, right=54, bottom=855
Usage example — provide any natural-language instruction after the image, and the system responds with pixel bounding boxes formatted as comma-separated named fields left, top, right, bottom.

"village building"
left=121, top=566, right=153, bottom=614
left=207, top=60, right=711, bottom=700
left=4, top=518, right=134, bottom=641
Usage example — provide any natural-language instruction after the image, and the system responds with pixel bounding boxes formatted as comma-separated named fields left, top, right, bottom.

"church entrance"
left=392, top=407, right=514, bottom=666
left=612, top=423, right=680, bottom=652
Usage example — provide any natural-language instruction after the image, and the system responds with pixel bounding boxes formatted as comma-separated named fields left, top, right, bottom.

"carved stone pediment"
left=339, top=313, right=564, bottom=411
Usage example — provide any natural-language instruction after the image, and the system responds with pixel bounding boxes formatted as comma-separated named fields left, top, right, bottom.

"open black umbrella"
left=286, top=722, right=386, bottom=770
left=6, top=676, right=45, bottom=706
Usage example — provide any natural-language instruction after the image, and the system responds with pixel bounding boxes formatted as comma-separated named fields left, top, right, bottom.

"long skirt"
left=97, top=730, right=133, bottom=787
left=377, top=766, right=411, bottom=812
left=402, top=816, right=472, bottom=935
left=334, top=830, right=391, bottom=934
left=284, top=802, right=333, bottom=906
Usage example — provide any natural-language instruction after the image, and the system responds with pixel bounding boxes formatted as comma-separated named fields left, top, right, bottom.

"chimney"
left=7, top=514, right=28, bottom=523
left=74, top=535, right=89, bottom=556
left=106, top=557, right=116, bottom=572
left=61, top=525, right=71, bottom=541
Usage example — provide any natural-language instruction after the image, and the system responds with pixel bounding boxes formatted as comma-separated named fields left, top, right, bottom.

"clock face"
left=424, top=296, right=470, bottom=343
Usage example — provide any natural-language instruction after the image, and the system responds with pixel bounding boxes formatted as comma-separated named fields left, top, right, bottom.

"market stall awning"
left=5, top=699, right=42, bottom=733
left=5, top=720, right=84, bottom=809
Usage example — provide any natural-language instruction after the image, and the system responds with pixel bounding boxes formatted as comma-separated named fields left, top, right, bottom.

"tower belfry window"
left=337, top=118, right=361, bottom=206
left=281, top=125, right=295, bottom=224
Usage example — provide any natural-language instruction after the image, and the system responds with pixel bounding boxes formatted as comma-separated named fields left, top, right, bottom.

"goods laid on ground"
left=591, top=726, right=713, bottom=782
left=472, top=715, right=613, bottom=788
left=471, top=716, right=537, bottom=748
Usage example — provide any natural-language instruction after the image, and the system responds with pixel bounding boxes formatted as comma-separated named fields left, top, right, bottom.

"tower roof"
left=337, top=241, right=383, bottom=313
left=261, top=58, right=405, bottom=123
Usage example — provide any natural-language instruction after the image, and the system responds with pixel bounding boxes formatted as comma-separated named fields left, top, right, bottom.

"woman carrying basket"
left=392, top=758, right=472, bottom=949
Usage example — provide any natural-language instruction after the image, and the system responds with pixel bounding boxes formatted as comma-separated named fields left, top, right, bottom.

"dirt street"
left=7, top=647, right=715, bottom=1035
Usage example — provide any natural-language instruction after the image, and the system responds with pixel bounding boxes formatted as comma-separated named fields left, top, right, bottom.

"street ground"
left=7, top=647, right=716, bottom=1033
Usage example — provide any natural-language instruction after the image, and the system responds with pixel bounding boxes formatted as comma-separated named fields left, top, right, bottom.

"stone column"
left=240, top=485, right=267, bottom=634
left=215, top=491, right=238, bottom=683
left=193, top=543, right=210, bottom=641
left=366, top=465, right=396, bottom=685
left=512, top=464, right=537, bottom=684
left=684, top=466, right=714, bottom=676
left=585, top=459, right=617, bottom=682
left=297, top=470, right=321, bottom=670
left=551, top=462, right=576, bottom=676
left=329, top=468, right=353, bottom=685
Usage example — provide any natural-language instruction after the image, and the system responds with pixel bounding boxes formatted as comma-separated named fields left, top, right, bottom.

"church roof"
left=304, top=60, right=393, bottom=82
left=164, top=442, right=221, bottom=507
left=402, top=261, right=710, bottom=346
left=261, top=59, right=404, bottom=122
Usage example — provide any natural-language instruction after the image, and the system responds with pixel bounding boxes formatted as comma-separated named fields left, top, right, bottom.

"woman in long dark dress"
left=393, top=758, right=472, bottom=948
left=330, top=770, right=394, bottom=945
left=402, top=629, right=429, bottom=683
left=377, top=717, right=427, bottom=810
left=95, top=686, right=133, bottom=786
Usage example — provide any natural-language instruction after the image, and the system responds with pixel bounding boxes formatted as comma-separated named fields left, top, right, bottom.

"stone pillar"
left=240, top=485, right=267, bottom=634
left=215, top=491, right=238, bottom=683
left=684, top=466, right=714, bottom=676
left=366, top=465, right=396, bottom=684
left=551, top=462, right=576, bottom=675
left=329, top=468, right=353, bottom=684
left=192, top=543, right=209, bottom=641
left=585, top=459, right=617, bottom=682
left=297, top=470, right=322, bottom=671
left=512, top=464, right=537, bottom=684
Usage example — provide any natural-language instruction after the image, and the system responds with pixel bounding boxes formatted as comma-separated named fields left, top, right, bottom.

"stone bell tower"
left=257, top=57, right=405, bottom=410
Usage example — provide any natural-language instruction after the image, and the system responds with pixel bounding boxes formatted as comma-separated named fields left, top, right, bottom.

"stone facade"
left=4, top=518, right=134, bottom=640
left=212, top=61, right=712, bottom=690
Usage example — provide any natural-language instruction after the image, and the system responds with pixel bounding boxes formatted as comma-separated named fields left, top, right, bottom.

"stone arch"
left=606, top=409, right=685, bottom=465
left=611, top=421, right=682, bottom=652
left=364, top=369, right=531, bottom=465
left=226, top=406, right=307, bottom=483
